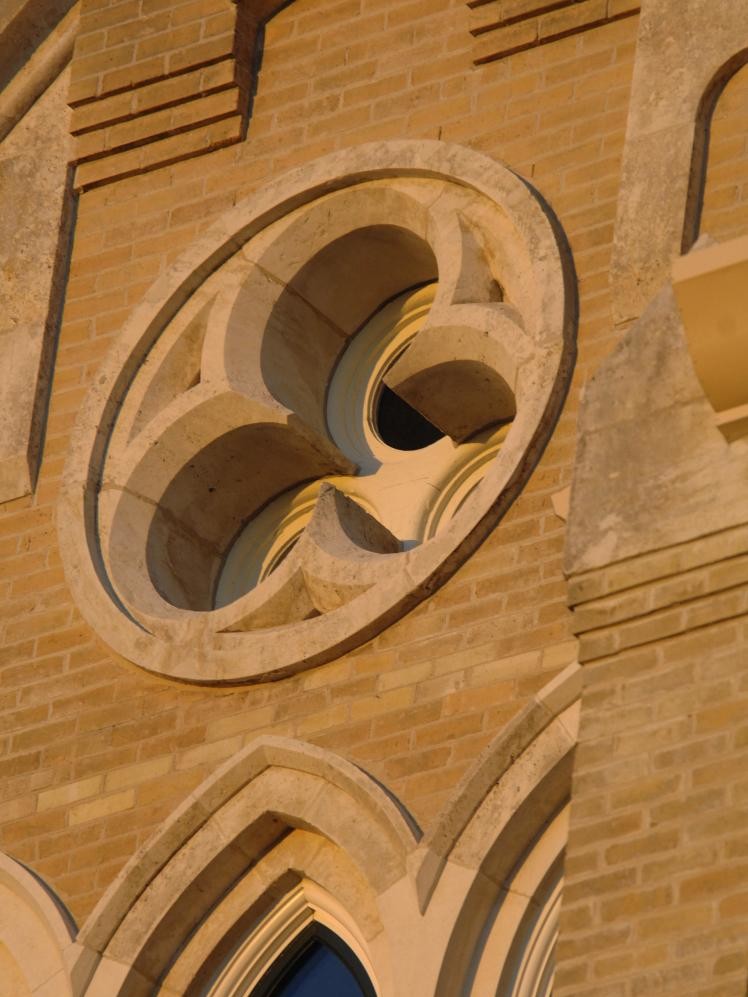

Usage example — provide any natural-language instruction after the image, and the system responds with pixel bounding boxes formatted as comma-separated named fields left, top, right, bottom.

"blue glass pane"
left=271, top=941, right=365, bottom=997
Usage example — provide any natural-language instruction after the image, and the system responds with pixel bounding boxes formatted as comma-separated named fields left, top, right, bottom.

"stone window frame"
left=61, top=665, right=580, bottom=997
left=0, top=852, right=76, bottom=997
left=58, top=140, right=576, bottom=685
left=207, top=882, right=377, bottom=997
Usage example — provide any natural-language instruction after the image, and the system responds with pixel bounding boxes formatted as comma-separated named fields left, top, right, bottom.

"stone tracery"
left=59, top=141, right=575, bottom=683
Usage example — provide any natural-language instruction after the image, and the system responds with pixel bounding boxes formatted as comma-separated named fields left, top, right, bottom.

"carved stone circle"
left=58, top=141, right=576, bottom=684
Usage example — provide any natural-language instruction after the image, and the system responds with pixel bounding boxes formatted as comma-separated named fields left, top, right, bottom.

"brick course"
left=1, top=0, right=641, bottom=926
left=558, top=529, right=748, bottom=995
left=466, top=0, right=639, bottom=65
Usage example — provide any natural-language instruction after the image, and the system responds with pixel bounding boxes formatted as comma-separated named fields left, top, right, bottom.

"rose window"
left=58, top=142, right=576, bottom=684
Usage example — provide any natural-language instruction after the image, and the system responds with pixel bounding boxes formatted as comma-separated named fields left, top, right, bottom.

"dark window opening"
left=375, top=383, right=443, bottom=451
left=252, top=926, right=375, bottom=997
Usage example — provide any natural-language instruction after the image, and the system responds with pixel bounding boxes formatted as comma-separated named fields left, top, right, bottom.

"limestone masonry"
left=1, top=1, right=747, bottom=995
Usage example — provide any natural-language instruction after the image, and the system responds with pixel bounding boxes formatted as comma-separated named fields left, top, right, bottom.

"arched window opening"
left=251, top=927, right=376, bottom=997
left=201, top=879, right=380, bottom=997
left=698, top=58, right=748, bottom=243
left=216, top=279, right=514, bottom=603
left=435, top=804, right=569, bottom=997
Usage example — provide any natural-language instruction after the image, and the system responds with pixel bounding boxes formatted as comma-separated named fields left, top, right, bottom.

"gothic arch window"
left=488, top=817, right=565, bottom=997
left=59, top=141, right=575, bottom=684
left=251, top=926, right=376, bottom=997
left=67, top=676, right=580, bottom=997
left=200, top=879, right=382, bottom=997
left=698, top=56, right=748, bottom=242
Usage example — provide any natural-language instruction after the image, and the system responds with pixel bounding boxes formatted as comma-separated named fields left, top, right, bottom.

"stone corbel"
left=672, top=234, right=748, bottom=442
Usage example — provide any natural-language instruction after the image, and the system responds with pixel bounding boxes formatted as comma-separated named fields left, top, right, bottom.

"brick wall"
left=466, top=0, right=639, bottom=65
left=553, top=46, right=748, bottom=989
left=0, top=0, right=639, bottom=922
left=69, top=0, right=259, bottom=188
left=555, top=528, right=748, bottom=997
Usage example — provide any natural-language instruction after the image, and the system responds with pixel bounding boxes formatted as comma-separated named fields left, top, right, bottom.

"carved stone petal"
left=383, top=304, right=531, bottom=442
left=100, top=385, right=355, bottom=619
left=299, top=485, right=403, bottom=613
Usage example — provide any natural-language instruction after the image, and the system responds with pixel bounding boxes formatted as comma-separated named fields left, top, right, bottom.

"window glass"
left=259, top=940, right=368, bottom=997
left=268, top=941, right=363, bottom=996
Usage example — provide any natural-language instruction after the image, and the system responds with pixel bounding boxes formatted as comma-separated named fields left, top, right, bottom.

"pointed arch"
left=74, top=736, right=419, bottom=997
left=421, top=664, right=580, bottom=997
left=0, top=852, right=76, bottom=997
left=417, top=663, right=580, bottom=908
left=685, top=46, right=748, bottom=248
left=69, top=670, right=580, bottom=997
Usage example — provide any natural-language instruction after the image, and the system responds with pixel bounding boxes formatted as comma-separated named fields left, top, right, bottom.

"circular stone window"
left=58, top=141, right=576, bottom=684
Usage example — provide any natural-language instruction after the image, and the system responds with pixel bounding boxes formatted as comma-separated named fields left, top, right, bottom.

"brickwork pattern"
left=467, top=0, right=639, bottom=65
left=556, top=527, right=748, bottom=997
left=700, top=60, right=748, bottom=242
left=0, top=0, right=639, bottom=923
left=69, top=0, right=261, bottom=189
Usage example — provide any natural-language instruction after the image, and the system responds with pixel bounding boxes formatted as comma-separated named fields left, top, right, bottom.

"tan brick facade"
left=1, top=1, right=747, bottom=995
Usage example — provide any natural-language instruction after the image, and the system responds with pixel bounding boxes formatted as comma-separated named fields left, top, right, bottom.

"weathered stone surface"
left=0, top=0, right=75, bottom=92
left=566, top=281, right=748, bottom=576
left=611, top=0, right=748, bottom=324
left=0, top=68, right=72, bottom=501
left=58, top=141, right=575, bottom=684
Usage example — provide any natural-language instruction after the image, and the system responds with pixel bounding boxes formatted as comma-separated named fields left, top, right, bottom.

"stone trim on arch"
left=59, top=139, right=576, bottom=685
left=171, top=870, right=383, bottom=997
left=0, top=851, right=77, bottom=997
left=416, top=661, right=580, bottom=909
left=422, top=665, right=580, bottom=997
left=64, top=666, right=580, bottom=997
left=72, top=736, right=419, bottom=997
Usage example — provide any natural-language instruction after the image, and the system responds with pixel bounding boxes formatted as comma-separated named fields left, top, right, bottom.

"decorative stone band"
left=466, top=0, right=640, bottom=65
left=68, top=0, right=288, bottom=191
left=567, top=522, right=748, bottom=663
left=58, top=140, right=576, bottom=684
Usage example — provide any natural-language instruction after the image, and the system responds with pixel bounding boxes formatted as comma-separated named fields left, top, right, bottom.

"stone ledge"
left=577, top=579, right=748, bottom=662
left=568, top=527, right=748, bottom=662
left=73, top=111, right=243, bottom=190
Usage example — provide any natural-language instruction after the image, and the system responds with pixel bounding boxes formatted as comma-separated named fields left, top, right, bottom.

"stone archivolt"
left=0, top=852, right=76, bottom=997
left=37, top=664, right=577, bottom=997
left=59, top=141, right=576, bottom=684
